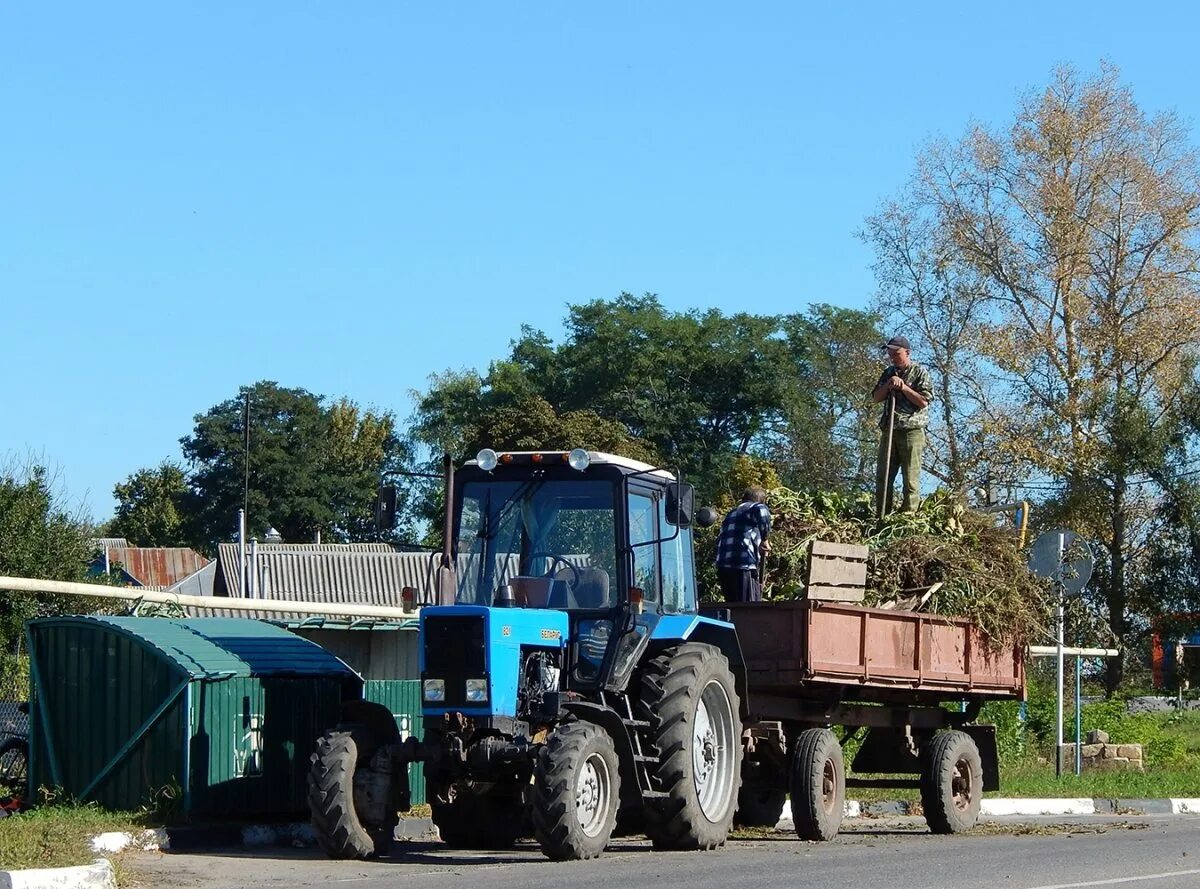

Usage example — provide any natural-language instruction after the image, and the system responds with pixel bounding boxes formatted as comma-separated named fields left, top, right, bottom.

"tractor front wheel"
left=532, top=720, right=620, bottom=860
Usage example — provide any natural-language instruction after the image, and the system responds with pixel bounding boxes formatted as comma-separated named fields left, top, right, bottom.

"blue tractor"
left=308, top=449, right=746, bottom=860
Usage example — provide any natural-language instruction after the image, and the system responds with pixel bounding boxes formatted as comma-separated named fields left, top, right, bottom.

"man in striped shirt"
left=715, top=487, right=772, bottom=603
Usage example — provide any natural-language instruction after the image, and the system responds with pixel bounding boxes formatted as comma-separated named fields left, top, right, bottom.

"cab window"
left=659, top=497, right=696, bottom=613
left=627, top=491, right=660, bottom=605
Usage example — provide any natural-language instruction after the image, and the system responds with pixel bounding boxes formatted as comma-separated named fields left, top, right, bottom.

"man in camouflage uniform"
left=872, top=335, right=933, bottom=513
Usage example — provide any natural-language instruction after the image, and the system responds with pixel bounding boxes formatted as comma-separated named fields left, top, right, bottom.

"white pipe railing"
left=0, top=576, right=415, bottom=620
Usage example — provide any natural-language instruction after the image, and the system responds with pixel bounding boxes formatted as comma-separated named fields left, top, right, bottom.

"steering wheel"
left=527, top=551, right=581, bottom=587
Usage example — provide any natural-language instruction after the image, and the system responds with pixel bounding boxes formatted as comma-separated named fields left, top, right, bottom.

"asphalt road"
left=127, top=816, right=1200, bottom=889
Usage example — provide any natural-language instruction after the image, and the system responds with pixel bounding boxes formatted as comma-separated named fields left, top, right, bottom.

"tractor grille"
left=423, top=616, right=486, bottom=707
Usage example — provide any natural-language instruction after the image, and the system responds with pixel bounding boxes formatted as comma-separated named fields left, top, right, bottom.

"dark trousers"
left=718, top=567, right=761, bottom=603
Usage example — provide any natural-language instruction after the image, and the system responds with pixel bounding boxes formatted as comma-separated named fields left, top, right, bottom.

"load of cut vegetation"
left=702, top=486, right=1051, bottom=647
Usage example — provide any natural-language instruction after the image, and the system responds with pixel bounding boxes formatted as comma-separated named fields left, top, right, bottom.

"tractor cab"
left=444, top=448, right=707, bottom=693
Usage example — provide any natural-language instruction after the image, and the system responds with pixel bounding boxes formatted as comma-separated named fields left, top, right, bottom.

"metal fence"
left=0, top=657, right=28, bottom=746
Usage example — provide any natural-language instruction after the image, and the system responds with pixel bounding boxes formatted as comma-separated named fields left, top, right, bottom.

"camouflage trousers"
left=877, top=427, right=925, bottom=513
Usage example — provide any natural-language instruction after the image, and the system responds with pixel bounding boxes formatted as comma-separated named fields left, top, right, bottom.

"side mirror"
left=695, top=506, right=719, bottom=528
left=665, top=483, right=695, bottom=527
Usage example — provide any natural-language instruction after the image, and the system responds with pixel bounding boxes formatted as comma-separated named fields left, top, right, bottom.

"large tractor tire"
left=735, top=785, right=787, bottom=828
left=790, top=728, right=844, bottom=841
left=431, top=790, right=525, bottom=850
left=640, top=642, right=742, bottom=850
left=308, top=725, right=397, bottom=859
left=920, top=730, right=983, bottom=834
left=532, top=720, right=621, bottom=860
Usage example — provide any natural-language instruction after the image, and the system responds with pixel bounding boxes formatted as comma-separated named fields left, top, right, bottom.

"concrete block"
left=1081, top=743, right=1105, bottom=758
left=1117, top=744, right=1143, bottom=760
left=1087, top=729, right=1110, bottom=744
left=981, top=798, right=1095, bottom=816
left=0, top=858, right=115, bottom=889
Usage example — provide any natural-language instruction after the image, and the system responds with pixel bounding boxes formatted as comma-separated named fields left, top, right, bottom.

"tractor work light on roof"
left=568, top=448, right=591, bottom=471
left=476, top=448, right=499, bottom=471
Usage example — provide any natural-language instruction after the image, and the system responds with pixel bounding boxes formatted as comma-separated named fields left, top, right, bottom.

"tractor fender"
left=560, top=701, right=642, bottom=809
left=651, top=616, right=750, bottom=719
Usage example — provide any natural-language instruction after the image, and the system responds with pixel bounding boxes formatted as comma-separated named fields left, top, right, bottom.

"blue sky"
left=3, top=2, right=1198, bottom=519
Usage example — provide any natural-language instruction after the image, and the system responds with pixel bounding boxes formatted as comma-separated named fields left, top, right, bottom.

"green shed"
left=27, top=616, right=362, bottom=816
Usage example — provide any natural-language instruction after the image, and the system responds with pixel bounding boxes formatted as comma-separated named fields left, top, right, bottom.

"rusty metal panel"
left=722, top=600, right=1023, bottom=702
left=105, top=547, right=209, bottom=587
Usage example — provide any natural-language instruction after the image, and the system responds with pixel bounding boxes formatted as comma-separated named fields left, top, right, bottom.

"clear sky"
left=3, top=2, right=1198, bottom=519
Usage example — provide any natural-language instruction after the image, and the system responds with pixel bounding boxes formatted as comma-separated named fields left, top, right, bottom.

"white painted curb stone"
left=0, top=857, right=114, bottom=889
left=1170, top=799, right=1200, bottom=814
left=90, top=829, right=169, bottom=853
left=981, top=798, right=1095, bottom=816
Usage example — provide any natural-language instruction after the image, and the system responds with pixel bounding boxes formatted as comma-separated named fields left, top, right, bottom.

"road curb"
left=0, top=857, right=114, bottom=889
left=772, top=797, right=1200, bottom=829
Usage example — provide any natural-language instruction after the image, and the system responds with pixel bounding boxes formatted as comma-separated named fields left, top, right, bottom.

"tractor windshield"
left=455, top=478, right=618, bottom=610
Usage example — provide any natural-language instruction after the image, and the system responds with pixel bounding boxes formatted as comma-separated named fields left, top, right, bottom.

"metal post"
left=238, top=508, right=247, bottom=599
left=1075, top=653, right=1083, bottom=776
left=1055, top=531, right=1066, bottom=778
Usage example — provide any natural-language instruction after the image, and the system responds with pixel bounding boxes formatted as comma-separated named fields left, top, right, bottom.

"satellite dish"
left=1028, top=528, right=1094, bottom=595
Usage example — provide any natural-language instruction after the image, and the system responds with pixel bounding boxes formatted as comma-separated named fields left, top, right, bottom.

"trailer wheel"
left=790, top=728, right=844, bottom=841
left=308, top=725, right=396, bottom=859
left=921, top=730, right=982, bottom=834
left=735, top=785, right=787, bottom=828
left=432, top=791, right=525, bottom=850
left=640, top=643, right=742, bottom=850
left=532, top=720, right=620, bottom=860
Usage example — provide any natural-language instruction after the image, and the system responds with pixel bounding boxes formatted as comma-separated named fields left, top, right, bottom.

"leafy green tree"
left=108, top=461, right=189, bottom=546
left=181, top=382, right=411, bottom=549
left=412, top=294, right=880, bottom=499
left=0, top=461, right=96, bottom=657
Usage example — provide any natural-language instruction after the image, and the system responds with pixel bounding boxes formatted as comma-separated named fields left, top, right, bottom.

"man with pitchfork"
left=872, top=335, right=933, bottom=515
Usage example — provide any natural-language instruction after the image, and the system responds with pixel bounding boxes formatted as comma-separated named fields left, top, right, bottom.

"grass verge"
left=0, top=804, right=143, bottom=871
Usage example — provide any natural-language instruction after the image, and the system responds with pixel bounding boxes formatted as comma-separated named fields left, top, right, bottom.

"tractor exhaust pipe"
left=436, top=452, right=457, bottom=606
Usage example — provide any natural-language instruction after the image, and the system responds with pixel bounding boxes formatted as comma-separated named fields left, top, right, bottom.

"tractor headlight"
left=465, top=678, right=488, bottom=703
left=423, top=679, right=446, bottom=702
left=568, top=448, right=591, bottom=471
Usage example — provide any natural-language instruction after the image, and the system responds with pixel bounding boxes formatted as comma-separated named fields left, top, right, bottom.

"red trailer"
left=711, top=599, right=1025, bottom=840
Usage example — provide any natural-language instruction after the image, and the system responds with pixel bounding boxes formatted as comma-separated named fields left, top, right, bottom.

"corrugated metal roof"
left=30, top=616, right=358, bottom=679
left=217, top=545, right=442, bottom=604
left=168, top=561, right=217, bottom=597
left=105, top=547, right=210, bottom=587
left=90, top=537, right=130, bottom=549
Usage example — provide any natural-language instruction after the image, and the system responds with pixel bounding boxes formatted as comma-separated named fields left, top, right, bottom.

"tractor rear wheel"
left=308, top=725, right=397, bottom=859
left=532, top=720, right=620, bottom=860
left=431, top=790, right=525, bottom=850
left=640, top=642, right=742, bottom=850
left=920, top=730, right=983, bottom=834
left=789, top=728, right=844, bottom=841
